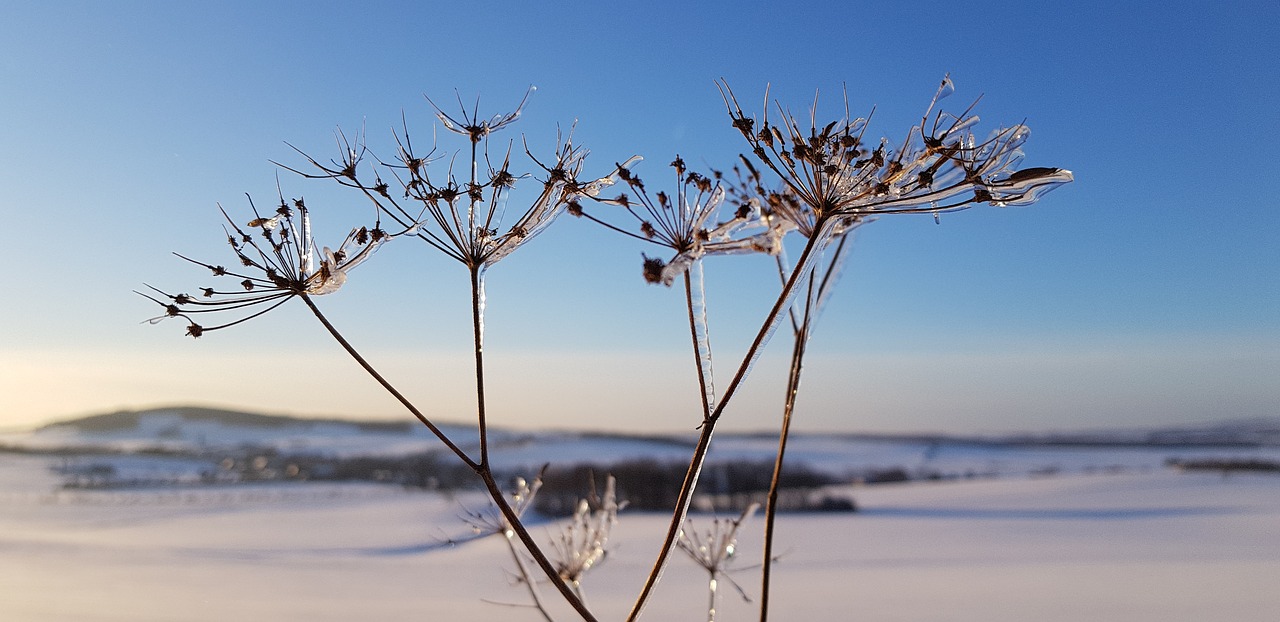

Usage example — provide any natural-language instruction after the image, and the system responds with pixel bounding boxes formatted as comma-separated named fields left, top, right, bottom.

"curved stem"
left=627, top=231, right=824, bottom=621
left=299, top=294, right=477, bottom=470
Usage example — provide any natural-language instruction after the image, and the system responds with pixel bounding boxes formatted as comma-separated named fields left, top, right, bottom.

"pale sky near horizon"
left=1, top=1, right=1276, bottom=434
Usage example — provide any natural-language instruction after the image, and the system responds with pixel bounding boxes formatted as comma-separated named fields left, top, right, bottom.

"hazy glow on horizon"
left=1, top=1, right=1276, bottom=432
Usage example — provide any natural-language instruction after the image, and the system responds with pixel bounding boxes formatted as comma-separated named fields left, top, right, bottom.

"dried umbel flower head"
left=677, top=502, right=758, bottom=576
left=429, top=86, right=535, bottom=145
left=460, top=471, right=545, bottom=537
left=677, top=503, right=760, bottom=618
left=719, top=76, right=1072, bottom=243
left=140, top=193, right=397, bottom=337
left=576, top=156, right=788, bottom=286
left=280, top=88, right=629, bottom=272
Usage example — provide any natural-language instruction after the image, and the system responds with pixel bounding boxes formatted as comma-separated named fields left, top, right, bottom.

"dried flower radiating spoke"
left=140, top=195, right=397, bottom=337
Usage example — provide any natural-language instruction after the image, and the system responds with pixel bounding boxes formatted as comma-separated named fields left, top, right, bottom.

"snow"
left=3, top=446, right=1279, bottom=621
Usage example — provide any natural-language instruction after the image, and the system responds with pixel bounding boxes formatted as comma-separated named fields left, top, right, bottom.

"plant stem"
left=758, top=295, right=811, bottom=621
left=627, top=231, right=825, bottom=621
left=467, top=267, right=601, bottom=621
left=758, top=232, right=850, bottom=621
left=707, top=572, right=719, bottom=622
left=685, top=267, right=713, bottom=422
left=471, top=266, right=491, bottom=468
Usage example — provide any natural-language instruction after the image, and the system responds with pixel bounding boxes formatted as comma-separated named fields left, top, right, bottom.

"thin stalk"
left=471, top=266, right=491, bottom=468
left=758, top=233, right=851, bottom=621
left=757, top=294, right=811, bottom=621
left=707, top=573, right=719, bottom=622
left=299, top=294, right=477, bottom=470
left=627, top=229, right=826, bottom=621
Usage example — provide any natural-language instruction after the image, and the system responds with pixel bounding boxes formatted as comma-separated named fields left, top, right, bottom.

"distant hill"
left=43, top=406, right=415, bottom=434
left=38, top=406, right=1280, bottom=448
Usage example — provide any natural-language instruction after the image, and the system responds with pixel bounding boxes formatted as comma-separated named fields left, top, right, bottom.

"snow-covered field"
left=3, top=450, right=1278, bottom=621
left=4, top=409, right=1279, bottom=620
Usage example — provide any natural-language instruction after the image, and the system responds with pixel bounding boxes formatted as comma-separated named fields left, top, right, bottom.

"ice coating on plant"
left=577, top=155, right=643, bottom=199
left=739, top=232, right=828, bottom=381
left=473, top=266, right=487, bottom=345
left=807, top=220, right=861, bottom=328
left=429, top=86, right=535, bottom=143
left=688, top=260, right=717, bottom=417
left=985, top=166, right=1075, bottom=206
left=480, top=149, right=633, bottom=268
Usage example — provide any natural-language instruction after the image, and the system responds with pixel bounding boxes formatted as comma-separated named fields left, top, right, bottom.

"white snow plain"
left=3, top=451, right=1278, bottom=621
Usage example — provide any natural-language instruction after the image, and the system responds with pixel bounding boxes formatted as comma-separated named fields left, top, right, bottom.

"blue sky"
left=1, top=1, right=1276, bottom=433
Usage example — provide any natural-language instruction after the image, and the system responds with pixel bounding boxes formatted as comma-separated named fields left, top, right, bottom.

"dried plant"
left=464, top=473, right=623, bottom=618
left=677, top=503, right=760, bottom=622
left=145, top=78, right=1070, bottom=621
left=549, top=475, right=623, bottom=605
left=139, top=192, right=398, bottom=338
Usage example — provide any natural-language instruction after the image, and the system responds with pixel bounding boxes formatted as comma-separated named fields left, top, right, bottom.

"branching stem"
left=299, top=294, right=477, bottom=469
left=628, top=227, right=826, bottom=621
left=302, top=291, right=597, bottom=621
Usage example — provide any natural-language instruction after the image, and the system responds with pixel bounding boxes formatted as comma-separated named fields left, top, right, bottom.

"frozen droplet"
left=937, top=75, right=956, bottom=101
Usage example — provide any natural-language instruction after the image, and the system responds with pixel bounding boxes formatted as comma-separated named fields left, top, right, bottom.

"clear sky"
left=1, top=0, right=1276, bottom=434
